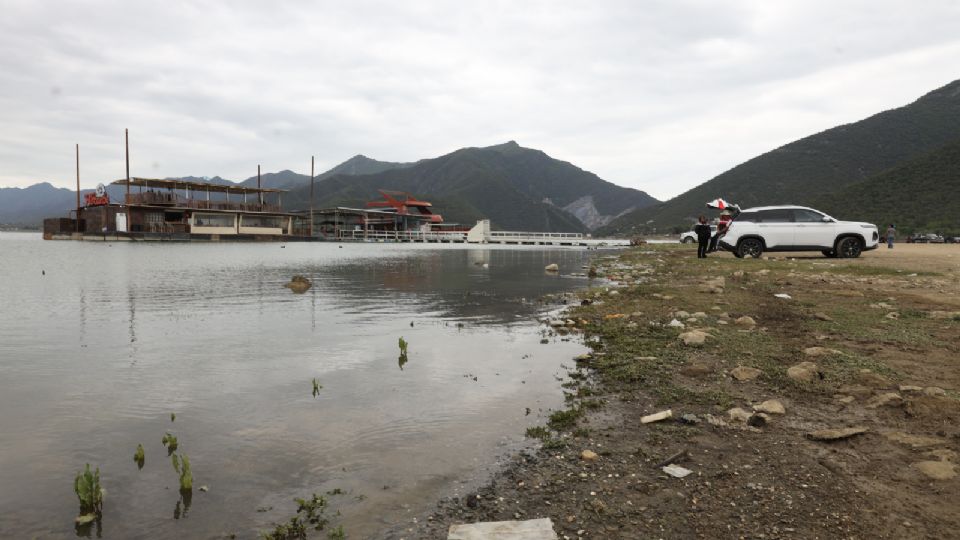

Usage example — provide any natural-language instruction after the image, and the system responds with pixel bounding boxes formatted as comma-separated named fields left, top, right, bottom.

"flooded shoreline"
left=0, top=232, right=605, bottom=538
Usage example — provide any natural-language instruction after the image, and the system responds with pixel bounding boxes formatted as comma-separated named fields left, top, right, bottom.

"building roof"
left=111, top=178, right=287, bottom=195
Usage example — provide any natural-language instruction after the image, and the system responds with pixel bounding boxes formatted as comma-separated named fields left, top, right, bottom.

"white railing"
left=338, top=230, right=467, bottom=242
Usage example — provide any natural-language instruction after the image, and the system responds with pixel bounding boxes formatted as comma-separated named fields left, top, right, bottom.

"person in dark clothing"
left=694, top=215, right=712, bottom=258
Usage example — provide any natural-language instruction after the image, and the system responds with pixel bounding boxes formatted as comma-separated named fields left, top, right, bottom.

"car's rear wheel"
left=737, top=238, right=763, bottom=258
left=682, top=237, right=694, bottom=244
left=836, top=237, right=863, bottom=258
left=821, top=249, right=837, bottom=258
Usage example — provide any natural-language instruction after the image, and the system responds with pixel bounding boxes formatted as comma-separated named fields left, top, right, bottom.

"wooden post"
left=257, top=165, right=262, bottom=207
left=309, top=156, right=314, bottom=237
left=75, top=144, right=81, bottom=232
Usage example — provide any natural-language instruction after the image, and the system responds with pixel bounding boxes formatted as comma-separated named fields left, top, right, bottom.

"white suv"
left=719, top=206, right=879, bottom=258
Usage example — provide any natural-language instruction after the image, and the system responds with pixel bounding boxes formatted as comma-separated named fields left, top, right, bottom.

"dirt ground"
left=396, top=243, right=960, bottom=540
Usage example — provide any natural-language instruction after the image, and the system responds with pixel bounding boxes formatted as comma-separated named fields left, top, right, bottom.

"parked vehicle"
left=719, top=205, right=879, bottom=258
left=945, top=236, right=960, bottom=244
left=680, top=225, right=717, bottom=243
left=907, top=233, right=945, bottom=243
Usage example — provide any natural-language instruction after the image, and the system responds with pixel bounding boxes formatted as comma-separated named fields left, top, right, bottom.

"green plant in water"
left=162, top=432, right=178, bottom=454
left=327, top=525, right=345, bottom=539
left=179, top=454, right=193, bottom=492
left=73, top=464, right=104, bottom=524
left=134, top=444, right=145, bottom=469
left=398, top=337, right=408, bottom=356
left=312, top=378, right=322, bottom=397
left=171, top=412, right=176, bottom=422
left=261, top=492, right=343, bottom=540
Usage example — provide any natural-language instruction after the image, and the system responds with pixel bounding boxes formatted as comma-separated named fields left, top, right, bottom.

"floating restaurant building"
left=44, top=178, right=309, bottom=241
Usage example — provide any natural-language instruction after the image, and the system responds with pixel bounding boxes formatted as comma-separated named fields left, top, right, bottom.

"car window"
left=757, top=209, right=793, bottom=223
left=735, top=211, right=758, bottom=223
left=793, top=209, right=825, bottom=223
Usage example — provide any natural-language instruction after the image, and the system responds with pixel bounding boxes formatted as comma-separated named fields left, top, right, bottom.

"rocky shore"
left=397, top=244, right=960, bottom=539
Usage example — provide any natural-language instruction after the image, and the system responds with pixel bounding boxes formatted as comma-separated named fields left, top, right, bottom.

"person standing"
left=886, top=224, right=896, bottom=249
left=695, top=216, right=712, bottom=258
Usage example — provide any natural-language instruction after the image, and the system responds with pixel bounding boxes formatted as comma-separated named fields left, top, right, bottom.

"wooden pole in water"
left=125, top=128, right=130, bottom=201
left=257, top=164, right=262, bottom=207
left=75, top=143, right=80, bottom=233
left=310, top=156, right=314, bottom=237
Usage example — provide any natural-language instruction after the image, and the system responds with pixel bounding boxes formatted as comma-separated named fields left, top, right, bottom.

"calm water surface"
left=0, top=232, right=600, bottom=539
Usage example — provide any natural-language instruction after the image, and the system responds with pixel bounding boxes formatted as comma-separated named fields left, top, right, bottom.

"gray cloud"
left=1, top=0, right=958, bottom=199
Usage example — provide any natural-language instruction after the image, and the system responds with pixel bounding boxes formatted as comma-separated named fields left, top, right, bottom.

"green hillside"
left=600, top=79, right=960, bottom=235
left=814, top=139, right=960, bottom=236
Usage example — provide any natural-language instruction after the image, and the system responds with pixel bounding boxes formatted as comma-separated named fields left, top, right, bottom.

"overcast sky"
left=1, top=1, right=958, bottom=199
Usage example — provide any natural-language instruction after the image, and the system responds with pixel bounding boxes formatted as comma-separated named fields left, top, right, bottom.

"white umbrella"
left=706, top=198, right=730, bottom=209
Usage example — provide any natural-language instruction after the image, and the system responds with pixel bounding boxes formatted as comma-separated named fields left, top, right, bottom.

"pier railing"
left=124, top=193, right=281, bottom=213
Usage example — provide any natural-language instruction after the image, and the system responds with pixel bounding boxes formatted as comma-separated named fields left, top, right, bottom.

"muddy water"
left=0, top=233, right=599, bottom=539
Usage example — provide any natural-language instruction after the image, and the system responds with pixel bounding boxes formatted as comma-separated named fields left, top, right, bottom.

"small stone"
left=544, top=263, right=559, bottom=272
left=899, top=385, right=924, bottom=393
left=641, top=409, right=673, bottom=424
left=814, top=312, right=833, bottom=321
left=730, top=366, right=762, bottom=382
left=836, top=395, right=856, bottom=404
left=673, top=310, right=691, bottom=319
left=747, top=412, right=770, bottom=428
left=787, top=361, right=820, bottom=383
left=803, top=346, right=839, bottom=357
left=913, top=461, right=957, bottom=480
left=865, top=392, right=902, bottom=409
left=667, top=319, right=685, bottom=328
left=580, top=450, right=599, bottom=461
left=806, top=427, right=868, bottom=441
left=885, top=312, right=900, bottom=319
left=679, top=413, right=700, bottom=424
left=923, top=387, right=947, bottom=397
left=754, top=399, right=786, bottom=415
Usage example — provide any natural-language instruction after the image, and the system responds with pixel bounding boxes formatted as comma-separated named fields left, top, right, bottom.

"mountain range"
left=599, top=79, right=960, bottom=235
left=0, top=143, right=658, bottom=232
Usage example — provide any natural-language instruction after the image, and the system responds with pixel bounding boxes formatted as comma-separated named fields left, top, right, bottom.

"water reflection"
left=0, top=236, right=603, bottom=539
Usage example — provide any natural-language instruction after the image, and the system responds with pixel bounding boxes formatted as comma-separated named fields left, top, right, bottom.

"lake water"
left=0, top=232, right=599, bottom=539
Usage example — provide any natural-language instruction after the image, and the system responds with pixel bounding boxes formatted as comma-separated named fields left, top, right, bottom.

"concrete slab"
left=448, top=518, right=558, bottom=539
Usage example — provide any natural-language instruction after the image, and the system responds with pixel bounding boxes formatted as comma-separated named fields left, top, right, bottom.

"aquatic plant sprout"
left=74, top=464, right=104, bottom=523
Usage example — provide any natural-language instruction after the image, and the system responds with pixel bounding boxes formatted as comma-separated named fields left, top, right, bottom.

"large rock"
left=678, top=330, right=711, bottom=346
left=730, top=366, right=762, bottom=382
left=856, top=369, right=891, bottom=388
left=448, top=518, right=559, bottom=540
left=544, top=263, right=560, bottom=272
left=283, top=275, right=312, bottom=293
left=787, top=361, right=820, bottom=383
left=883, top=432, right=946, bottom=448
left=734, top=316, right=756, bottom=329
left=681, top=364, right=714, bottom=377
left=913, top=461, right=957, bottom=480
left=806, top=427, right=868, bottom=441
left=865, top=393, right=903, bottom=409
left=754, top=399, right=786, bottom=415
left=580, top=449, right=599, bottom=461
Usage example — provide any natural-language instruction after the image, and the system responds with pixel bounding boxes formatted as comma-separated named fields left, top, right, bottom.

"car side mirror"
left=821, top=216, right=833, bottom=223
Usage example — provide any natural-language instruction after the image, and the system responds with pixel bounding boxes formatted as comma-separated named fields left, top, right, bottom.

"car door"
left=792, top=209, right=835, bottom=248
left=757, top=209, right=795, bottom=247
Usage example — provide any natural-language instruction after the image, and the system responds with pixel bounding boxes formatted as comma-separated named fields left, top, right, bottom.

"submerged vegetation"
left=172, top=454, right=193, bottom=492
left=398, top=336, right=409, bottom=370
left=312, top=378, right=322, bottom=397
left=134, top=444, right=145, bottom=469
left=261, top=492, right=342, bottom=540
left=73, top=464, right=104, bottom=525
left=161, top=432, right=178, bottom=454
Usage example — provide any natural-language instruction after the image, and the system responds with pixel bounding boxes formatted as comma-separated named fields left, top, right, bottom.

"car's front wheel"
left=821, top=249, right=837, bottom=258
left=682, top=237, right=694, bottom=244
left=836, top=237, right=863, bottom=258
left=737, top=238, right=763, bottom=258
